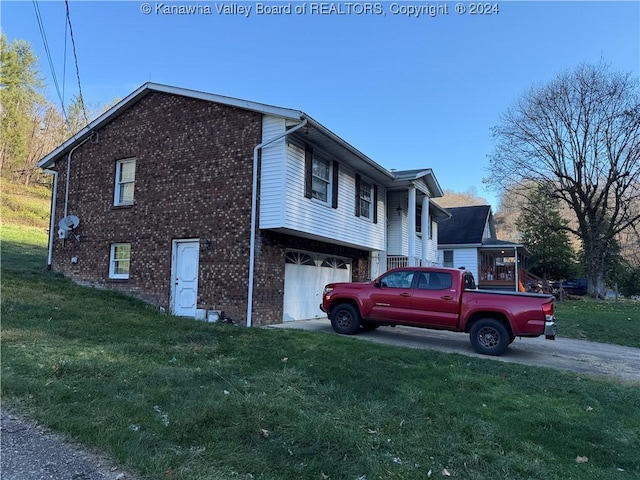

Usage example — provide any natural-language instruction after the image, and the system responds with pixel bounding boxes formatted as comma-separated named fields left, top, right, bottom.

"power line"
left=31, top=0, right=68, bottom=125
left=64, top=0, right=88, bottom=124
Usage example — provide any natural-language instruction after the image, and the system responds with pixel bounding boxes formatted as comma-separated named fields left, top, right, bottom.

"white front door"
left=172, top=239, right=199, bottom=317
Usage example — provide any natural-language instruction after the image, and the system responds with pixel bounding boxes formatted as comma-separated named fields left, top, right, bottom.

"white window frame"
left=311, top=156, right=331, bottom=204
left=114, top=158, right=136, bottom=206
left=109, top=243, right=131, bottom=279
left=359, top=180, right=372, bottom=219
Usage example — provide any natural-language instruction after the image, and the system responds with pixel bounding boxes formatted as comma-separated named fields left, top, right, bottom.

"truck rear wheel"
left=330, top=304, right=361, bottom=335
left=470, top=318, right=510, bottom=356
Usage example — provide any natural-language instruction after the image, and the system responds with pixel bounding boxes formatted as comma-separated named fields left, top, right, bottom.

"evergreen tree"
left=516, top=186, right=576, bottom=280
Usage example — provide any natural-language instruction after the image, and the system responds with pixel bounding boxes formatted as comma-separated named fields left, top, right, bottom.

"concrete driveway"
left=269, top=319, right=640, bottom=384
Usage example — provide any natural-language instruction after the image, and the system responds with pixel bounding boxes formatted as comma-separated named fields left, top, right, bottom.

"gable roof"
left=37, top=82, right=443, bottom=196
left=37, top=83, right=303, bottom=169
left=388, top=169, right=444, bottom=198
left=437, top=205, right=492, bottom=245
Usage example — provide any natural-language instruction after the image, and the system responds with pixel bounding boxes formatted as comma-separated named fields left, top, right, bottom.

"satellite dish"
left=58, top=215, right=80, bottom=232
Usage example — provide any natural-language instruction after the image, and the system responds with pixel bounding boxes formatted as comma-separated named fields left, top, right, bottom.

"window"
left=312, top=156, right=330, bottom=202
left=321, top=257, right=348, bottom=269
left=355, top=174, right=377, bottom=223
left=359, top=180, right=372, bottom=219
left=416, top=272, right=452, bottom=290
left=304, top=144, right=338, bottom=208
left=464, top=273, right=476, bottom=290
left=379, top=270, right=415, bottom=289
left=443, top=250, right=454, bottom=267
left=109, top=243, right=131, bottom=279
left=114, top=158, right=136, bottom=205
left=285, top=251, right=315, bottom=266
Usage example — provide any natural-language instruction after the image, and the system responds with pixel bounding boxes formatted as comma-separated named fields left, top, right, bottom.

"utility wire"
left=32, top=0, right=68, bottom=125
left=65, top=0, right=88, bottom=124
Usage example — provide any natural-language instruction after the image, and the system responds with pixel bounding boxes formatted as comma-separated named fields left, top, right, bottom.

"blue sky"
left=3, top=1, right=639, bottom=209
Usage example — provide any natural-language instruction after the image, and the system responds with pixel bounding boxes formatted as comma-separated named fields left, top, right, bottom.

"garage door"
left=283, top=250, right=351, bottom=322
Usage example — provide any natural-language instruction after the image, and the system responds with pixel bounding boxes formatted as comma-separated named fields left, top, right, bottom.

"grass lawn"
left=556, top=298, right=640, bottom=348
left=2, top=224, right=640, bottom=479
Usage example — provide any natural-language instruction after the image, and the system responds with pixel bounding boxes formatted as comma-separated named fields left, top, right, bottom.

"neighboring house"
left=437, top=205, right=533, bottom=291
left=38, top=83, right=449, bottom=326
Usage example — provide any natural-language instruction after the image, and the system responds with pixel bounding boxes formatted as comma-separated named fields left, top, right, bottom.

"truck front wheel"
left=330, top=304, right=361, bottom=335
left=470, top=318, right=510, bottom=356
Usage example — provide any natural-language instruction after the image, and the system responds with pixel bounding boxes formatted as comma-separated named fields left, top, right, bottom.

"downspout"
left=43, top=169, right=58, bottom=270
left=64, top=137, right=91, bottom=218
left=246, top=118, right=308, bottom=327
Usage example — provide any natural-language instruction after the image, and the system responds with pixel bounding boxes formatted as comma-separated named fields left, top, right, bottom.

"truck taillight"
left=542, top=301, right=554, bottom=317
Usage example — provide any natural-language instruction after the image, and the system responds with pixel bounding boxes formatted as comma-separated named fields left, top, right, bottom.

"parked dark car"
left=552, top=278, right=588, bottom=296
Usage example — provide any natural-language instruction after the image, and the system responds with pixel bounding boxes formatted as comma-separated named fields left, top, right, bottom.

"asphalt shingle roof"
left=438, top=205, right=491, bottom=245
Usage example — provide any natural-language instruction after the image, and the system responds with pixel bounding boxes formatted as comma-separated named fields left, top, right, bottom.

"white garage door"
left=283, top=250, right=351, bottom=322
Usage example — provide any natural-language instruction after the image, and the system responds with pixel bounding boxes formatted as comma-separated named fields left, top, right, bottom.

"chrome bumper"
left=545, top=317, right=557, bottom=340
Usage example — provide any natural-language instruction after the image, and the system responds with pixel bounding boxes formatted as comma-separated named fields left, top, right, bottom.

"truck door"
left=368, top=270, right=416, bottom=322
left=411, top=272, right=460, bottom=327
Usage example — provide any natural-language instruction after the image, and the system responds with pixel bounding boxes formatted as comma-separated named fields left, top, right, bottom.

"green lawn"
left=556, top=298, right=640, bottom=348
left=2, top=224, right=640, bottom=480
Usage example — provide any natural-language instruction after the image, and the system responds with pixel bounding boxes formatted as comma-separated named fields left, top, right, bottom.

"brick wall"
left=251, top=231, right=370, bottom=326
left=49, top=90, right=372, bottom=326
left=51, top=91, right=261, bottom=320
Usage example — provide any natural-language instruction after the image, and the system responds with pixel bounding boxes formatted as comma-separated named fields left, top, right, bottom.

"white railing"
left=386, top=256, right=425, bottom=270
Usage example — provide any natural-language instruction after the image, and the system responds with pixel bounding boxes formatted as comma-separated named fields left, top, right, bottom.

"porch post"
left=514, top=247, right=519, bottom=292
left=421, top=195, right=429, bottom=266
left=408, top=187, right=416, bottom=266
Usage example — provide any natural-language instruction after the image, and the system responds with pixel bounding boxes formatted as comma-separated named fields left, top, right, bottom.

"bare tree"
left=435, top=188, right=488, bottom=208
left=487, top=62, right=640, bottom=298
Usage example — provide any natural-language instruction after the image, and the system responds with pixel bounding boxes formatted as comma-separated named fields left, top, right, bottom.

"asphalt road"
left=269, top=318, right=640, bottom=384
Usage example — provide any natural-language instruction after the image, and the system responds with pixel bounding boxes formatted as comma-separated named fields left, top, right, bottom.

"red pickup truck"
left=320, top=267, right=557, bottom=356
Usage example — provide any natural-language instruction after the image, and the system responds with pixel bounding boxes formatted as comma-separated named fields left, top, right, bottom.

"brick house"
left=38, top=83, right=449, bottom=326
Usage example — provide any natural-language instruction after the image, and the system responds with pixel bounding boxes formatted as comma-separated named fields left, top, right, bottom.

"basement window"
left=109, top=243, right=131, bottom=279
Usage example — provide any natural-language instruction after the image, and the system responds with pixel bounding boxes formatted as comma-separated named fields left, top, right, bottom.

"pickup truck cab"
left=320, top=267, right=557, bottom=356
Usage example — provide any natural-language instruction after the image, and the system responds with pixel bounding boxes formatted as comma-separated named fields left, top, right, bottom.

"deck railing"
left=386, top=256, right=425, bottom=270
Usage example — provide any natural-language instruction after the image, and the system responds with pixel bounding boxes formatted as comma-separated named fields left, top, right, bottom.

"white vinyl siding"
left=438, top=247, right=479, bottom=280
left=426, top=219, right=439, bottom=263
left=259, top=116, right=288, bottom=227
left=259, top=117, right=385, bottom=251
left=114, top=158, right=136, bottom=206
left=483, top=219, right=492, bottom=240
